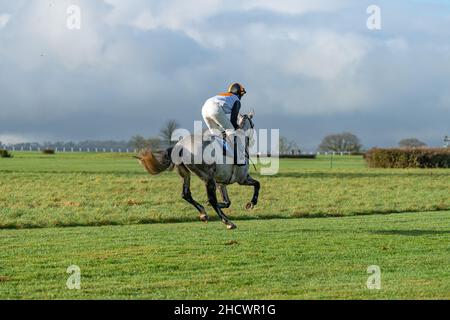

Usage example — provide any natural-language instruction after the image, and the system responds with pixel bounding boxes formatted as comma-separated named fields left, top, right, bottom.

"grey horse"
left=136, top=114, right=260, bottom=230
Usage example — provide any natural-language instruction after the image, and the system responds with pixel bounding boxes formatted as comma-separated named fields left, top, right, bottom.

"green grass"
left=0, top=211, right=448, bottom=299
left=0, top=152, right=449, bottom=299
left=0, top=152, right=449, bottom=228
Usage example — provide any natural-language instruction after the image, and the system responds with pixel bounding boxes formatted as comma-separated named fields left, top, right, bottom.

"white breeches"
left=202, top=100, right=246, bottom=164
left=201, top=100, right=234, bottom=136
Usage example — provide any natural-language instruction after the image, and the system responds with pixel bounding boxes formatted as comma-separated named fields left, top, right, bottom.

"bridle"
left=241, top=114, right=254, bottom=130
left=239, top=114, right=257, bottom=171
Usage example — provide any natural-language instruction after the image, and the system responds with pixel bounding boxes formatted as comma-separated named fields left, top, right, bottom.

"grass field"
left=0, top=152, right=449, bottom=228
left=0, top=152, right=449, bottom=299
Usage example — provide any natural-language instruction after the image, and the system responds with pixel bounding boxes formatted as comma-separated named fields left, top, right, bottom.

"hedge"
left=0, top=149, right=13, bottom=158
left=365, top=148, right=450, bottom=168
left=279, top=154, right=317, bottom=159
left=42, top=149, right=56, bottom=155
left=256, top=154, right=317, bottom=159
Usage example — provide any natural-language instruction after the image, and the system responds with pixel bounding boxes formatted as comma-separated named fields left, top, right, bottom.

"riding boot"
left=233, top=135, right=246, bottom=166
left=221, top=132, right=246, bottom=166
left=222, top=132, right=228, bottom=157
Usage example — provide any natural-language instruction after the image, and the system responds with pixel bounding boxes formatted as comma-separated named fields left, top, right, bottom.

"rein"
left=242, top=115, right=257, bottom=172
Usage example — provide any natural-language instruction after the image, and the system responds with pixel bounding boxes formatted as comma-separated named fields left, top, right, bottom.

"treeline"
left=1, top=120, right=180, bottom=151
left=6, top=140, right=133, bottom=150
left=3, top=138, right=171, bottom=151
left=1, top=126, right=446, bottom=154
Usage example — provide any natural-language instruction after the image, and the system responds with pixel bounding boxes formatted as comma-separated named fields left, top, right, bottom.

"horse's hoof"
left=245, top=202, right=255, bottom=210
left=199, top=213, right=209, bottom=223
left=227, top=223, right=237, bottom=230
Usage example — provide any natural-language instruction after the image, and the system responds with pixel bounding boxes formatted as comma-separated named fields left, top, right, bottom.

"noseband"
left=240, top=115, right=254, bottom=130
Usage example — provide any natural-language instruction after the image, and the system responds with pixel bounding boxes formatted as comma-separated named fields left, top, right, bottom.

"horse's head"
left=238, top=112, right=255, bottom=148
left=238, top=111, right=254, bottom=130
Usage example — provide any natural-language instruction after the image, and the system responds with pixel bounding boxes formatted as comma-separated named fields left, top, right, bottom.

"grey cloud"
left=0, top=0, right=449, bottom=150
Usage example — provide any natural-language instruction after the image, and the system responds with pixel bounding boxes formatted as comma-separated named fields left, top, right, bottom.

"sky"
left=0, top=0, right=449, bottom=151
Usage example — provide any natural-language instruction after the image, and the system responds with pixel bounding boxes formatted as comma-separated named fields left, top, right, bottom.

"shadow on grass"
left=3, top=168, right=450, bottom=178
left=271, top=171, right=450, bottom=179
left=0, top=169, right=147, bottom=175
left=1, top=208, right=449, bottom=230
left=370, top=230, right=450, bottom=236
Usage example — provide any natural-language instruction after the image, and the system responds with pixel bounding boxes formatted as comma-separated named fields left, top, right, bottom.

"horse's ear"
left=248, top=110, right=255, bottom=119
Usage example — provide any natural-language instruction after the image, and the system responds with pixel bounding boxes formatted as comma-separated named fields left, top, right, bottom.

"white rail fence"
left=1, top=145, right=361, bottom=156
left=0, top=146, right=137, bottom=153
left=277, top=151, right=359, bottom=156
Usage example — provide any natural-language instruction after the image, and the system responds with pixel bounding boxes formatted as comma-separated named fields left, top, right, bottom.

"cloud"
left=103, top=0, right=226, bottom=33
left=243, top=0, right=349, bottom=15
left=102, top=0, right=351, bottom=48
left=0, top=13, right=9, bottom=28
left=0, top=134, right=33, bottom=145
left=385, top=38, right=409, bottom=52
left=0, top=0, right=449, bottom=149
left=281, top=31, right=370, bottom=80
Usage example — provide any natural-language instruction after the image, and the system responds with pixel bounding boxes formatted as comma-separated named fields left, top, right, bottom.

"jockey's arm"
left=230, top=100, right=241, bottom=130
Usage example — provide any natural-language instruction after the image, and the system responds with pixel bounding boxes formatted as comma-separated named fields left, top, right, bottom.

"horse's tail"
left=135, top=147, right=174, bottom=175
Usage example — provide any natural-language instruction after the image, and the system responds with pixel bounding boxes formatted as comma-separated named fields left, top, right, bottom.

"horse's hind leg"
left=206, top=179, right=236, bottom=230
left=239, top=175, right=260, bottom=210
left=177, top=165, right=209, bottom=222
left=217, top=184, right=231, bottom=209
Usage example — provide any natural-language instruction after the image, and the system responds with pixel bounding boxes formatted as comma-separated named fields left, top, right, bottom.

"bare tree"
left=279, top=136, right=299, bottom=154
left=129, top=135, right=148, bottom=150
left=318, top=132, right=362, bottom=152
left=160, top=119, right=180, bottom=146
left=130, top=135, right=161, bottom=150
left=398, top=138, right=427, bottom=148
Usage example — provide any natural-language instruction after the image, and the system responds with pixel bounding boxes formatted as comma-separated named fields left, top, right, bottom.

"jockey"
left=201, top=83, right=247, bottom=164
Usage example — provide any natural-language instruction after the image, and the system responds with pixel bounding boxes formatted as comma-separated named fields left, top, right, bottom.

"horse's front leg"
left=206, top=179, right=236, bottom=230
left=217, top=184, right=231, bottom=209
left=239, top=175, right=260, bottom=210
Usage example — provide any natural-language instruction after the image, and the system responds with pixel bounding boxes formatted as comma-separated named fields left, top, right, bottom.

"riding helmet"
left=227, top=82, right=247, bottom=98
